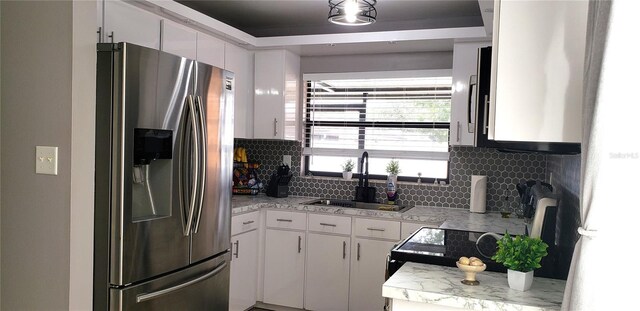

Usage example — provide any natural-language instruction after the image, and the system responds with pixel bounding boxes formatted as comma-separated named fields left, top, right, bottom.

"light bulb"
left=344, top=0, right=359, bottom=16
left=346, top=13, right=357, bottom=23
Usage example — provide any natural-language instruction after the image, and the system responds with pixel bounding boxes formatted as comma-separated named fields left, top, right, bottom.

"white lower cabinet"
left=304, top=233, right=351, bottom=311
left=263, top=228, right=306, bottom=308
left=349, top=238, right=398, bottom=311
left=229, top=229, right=258, bottom=311
left=349, top=217, right=400, bottom=311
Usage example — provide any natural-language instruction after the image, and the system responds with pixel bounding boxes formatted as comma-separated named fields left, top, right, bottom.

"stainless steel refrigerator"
left=94, top=42, right=234, bottom=310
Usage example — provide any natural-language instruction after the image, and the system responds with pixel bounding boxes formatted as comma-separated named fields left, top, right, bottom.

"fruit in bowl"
left=456, top=256, right=487, bottom=285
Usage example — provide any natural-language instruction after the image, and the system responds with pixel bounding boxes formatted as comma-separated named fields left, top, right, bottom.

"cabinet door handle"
left=367, top=227, right=385, bottom=232
left=233, top=240, right=239, bottom=259
left=97, top=27, right=102, bottom=43
left=320, top=223, right=336, bottom=227
left=276, top=218, right=292, bottom=222
left=467, top=74, right=477, bottom=133
left=273, top=118, right=278, bottom=137
left=483, top=95, right=489, bottom=135
left=456, top=121, right=461, bottom=142
left=108, top=31, right=114, bottom=43
left=357, top=242, right=361, bottom=261
left=242, top=220, right=254, bottom=225
left=343, top=241, right=346, bottom=259
left=298, top=236, right=302, bottom=253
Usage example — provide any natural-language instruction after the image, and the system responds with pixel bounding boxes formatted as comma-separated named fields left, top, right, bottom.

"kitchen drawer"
left=353, top=218, right=400, bottom=241
left=308, top=214, right=351, bottom=235
left=231, top=211, right=259, bottom=236
left=266, top=210, right=307, bottom=231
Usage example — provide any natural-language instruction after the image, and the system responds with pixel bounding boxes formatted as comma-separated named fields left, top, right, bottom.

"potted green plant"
left=341, top=159, right=355, bottom=180
left=491, top=233, right=548, bottom=291
left=385, top=159, right=400, bottom=176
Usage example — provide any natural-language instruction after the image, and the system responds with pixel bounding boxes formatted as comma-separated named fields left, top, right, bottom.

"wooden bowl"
left=456, top=261, right=486, bottom=285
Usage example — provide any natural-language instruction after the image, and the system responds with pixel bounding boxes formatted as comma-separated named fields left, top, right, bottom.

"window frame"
left=302, top=71, right=452, bottom=183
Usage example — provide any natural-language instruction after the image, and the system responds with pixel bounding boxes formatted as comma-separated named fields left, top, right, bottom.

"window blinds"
left=303, top=76, right=452, bottom=161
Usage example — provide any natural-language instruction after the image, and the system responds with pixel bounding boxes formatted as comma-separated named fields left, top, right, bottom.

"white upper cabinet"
left=160, top=19, right=197, bottom=60
left=450, top=42, right=489, bottom=146
left=197, top=32, right=225, bottom=68
left=103, top=0, right=161, bottom=49
left=254, top=50, right=300, bottom=140
left=489, top=0, right=587, bottom=143
left=225, top=44, right=254, bottom=139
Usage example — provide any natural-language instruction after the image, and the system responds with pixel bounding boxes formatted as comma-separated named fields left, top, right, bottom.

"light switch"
left=36, top=146, right=58, bottom=175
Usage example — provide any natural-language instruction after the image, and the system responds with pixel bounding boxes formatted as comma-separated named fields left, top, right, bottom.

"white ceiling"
left=161, top=0, right=493, bottom=56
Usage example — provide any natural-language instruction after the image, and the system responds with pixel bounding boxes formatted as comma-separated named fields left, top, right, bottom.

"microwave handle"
left=467, top=75, right=477, bottom=133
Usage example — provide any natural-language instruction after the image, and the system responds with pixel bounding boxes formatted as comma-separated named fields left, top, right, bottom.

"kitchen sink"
left=302, top=199, right=411, bottom=213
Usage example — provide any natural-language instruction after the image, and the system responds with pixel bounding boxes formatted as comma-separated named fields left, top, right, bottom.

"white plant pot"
left=342, top=171, right=353, bottom=180
left=507, top=269, right=534, bottom=291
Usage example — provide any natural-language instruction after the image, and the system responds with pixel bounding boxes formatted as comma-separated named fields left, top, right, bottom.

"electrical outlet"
left=36, top=146, right=58, bottom=175
left=283, top=155, right=292, bottom=167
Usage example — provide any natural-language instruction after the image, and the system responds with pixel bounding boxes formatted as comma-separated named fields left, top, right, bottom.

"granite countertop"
left=383, top=262, right=565, bottom=311
left=231, top=195, right=526, bottom=235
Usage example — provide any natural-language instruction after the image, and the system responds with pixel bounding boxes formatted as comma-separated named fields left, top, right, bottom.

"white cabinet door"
left=226, top=44, right=254, bottom=139
left=197, top=32, right=225, bottom=68
left=490, top=0, right=586, bottom=143
left=254, top=50, right=300, bottom=140
left=263, top=229, right=305, bottom=308
left=349, top=238, right=397, bottom=311
left=254, top=50, right=284, bottom=139
left=160, top=19, right=197, bottom=60
left=103, top=0, right=161, bottom=49
left=304, top=233, right=350, bottom=311
left=450, top=42, right=489, bottom=146
left=229, top=230, right=258, bottom=311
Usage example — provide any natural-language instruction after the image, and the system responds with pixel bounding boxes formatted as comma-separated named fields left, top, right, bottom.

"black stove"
left=387, top=226, right=565, bottom=280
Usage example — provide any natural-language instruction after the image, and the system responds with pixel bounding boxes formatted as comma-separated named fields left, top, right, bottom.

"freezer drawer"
left=109, top=253, right=229, bottom=311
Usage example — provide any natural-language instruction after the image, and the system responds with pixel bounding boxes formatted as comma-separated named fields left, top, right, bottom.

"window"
left=303, top=71, right=452, bottom=182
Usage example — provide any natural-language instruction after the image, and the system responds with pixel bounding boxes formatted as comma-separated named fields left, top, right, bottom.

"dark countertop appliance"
left=387, top=225, right=567, bottom=281
left=266, top=164, right=292, bottom=198
left=387, top=180, right=567, bottom=281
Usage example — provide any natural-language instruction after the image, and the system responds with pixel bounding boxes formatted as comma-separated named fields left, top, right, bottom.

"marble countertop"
left=383, top=262, right=565, bottom=311
left=231, top=195, right=526, bottom=235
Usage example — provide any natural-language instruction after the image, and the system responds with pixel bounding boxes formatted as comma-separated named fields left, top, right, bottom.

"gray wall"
left=1, top=1, right=96, bottom=309
left=1, top=2, right=72, bottom=309
left=301, top=51, right=453, bottom=73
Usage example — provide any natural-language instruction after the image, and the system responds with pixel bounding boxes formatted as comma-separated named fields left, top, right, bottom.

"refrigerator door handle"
left=135, top=261, right=227, bottom=303
left=180, top=95, right=199, bottom=237
left=193, top=95, right=207, bottom=234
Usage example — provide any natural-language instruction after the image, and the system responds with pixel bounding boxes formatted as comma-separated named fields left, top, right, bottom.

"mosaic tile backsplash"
left=234, top=139, right=547, bottom=212
left=546, top=154, right=581, bottom=279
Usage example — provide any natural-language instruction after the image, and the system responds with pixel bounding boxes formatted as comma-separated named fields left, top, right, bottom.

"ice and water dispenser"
left=132, top=128, right=173, bottom=221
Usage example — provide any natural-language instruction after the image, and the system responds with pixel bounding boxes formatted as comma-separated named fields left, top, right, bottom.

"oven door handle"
left=475, top=232, right=504, bottom=259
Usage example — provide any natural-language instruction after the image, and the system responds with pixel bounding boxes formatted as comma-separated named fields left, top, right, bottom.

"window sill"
left=298, top=175, right=450, bottom=187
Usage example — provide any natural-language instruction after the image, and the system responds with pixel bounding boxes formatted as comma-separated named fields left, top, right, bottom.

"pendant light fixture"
left=328, top=0, right=377, bottom=26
